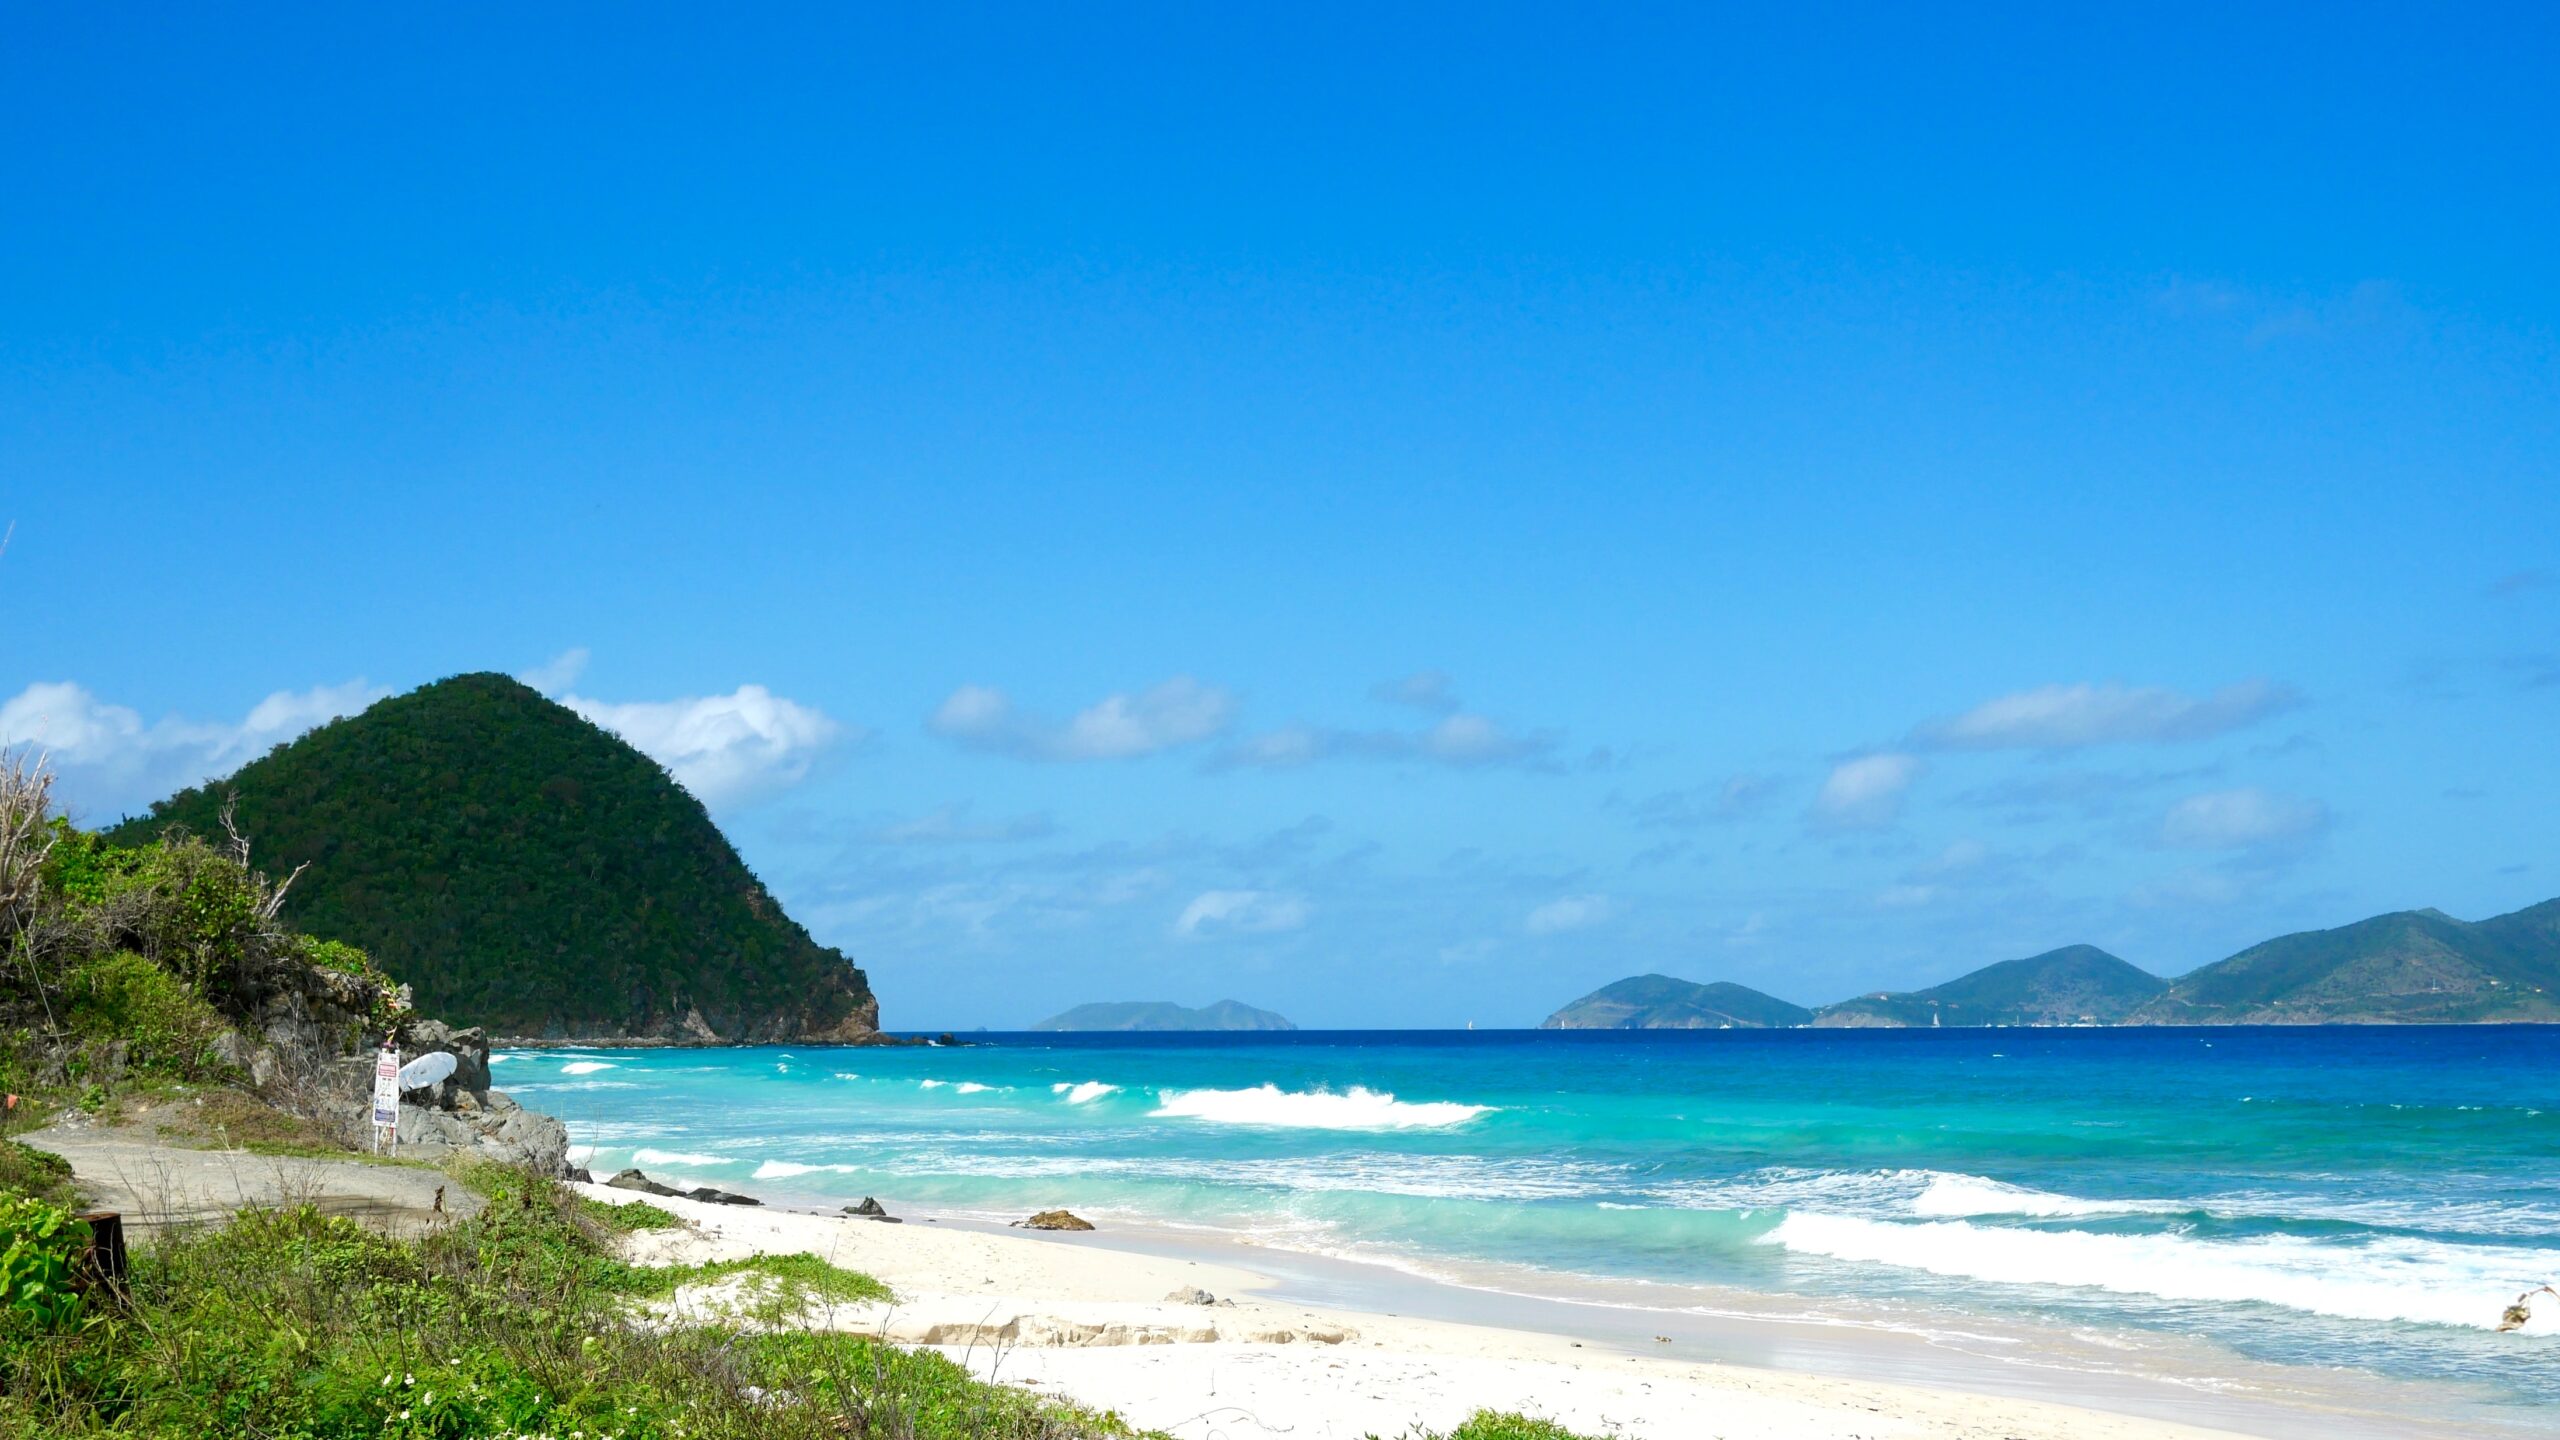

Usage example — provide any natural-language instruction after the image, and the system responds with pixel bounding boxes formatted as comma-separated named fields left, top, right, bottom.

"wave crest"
left=1150, top=1084, right=1492, bottom=1131
left=1051, top=1081, right=1121, bottom=1104
left=1766, top=1212, right=2560, bottom=1332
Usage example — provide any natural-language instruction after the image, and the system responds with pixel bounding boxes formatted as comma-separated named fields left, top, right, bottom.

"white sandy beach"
left=584, top=1183, right=2285, bottom=1440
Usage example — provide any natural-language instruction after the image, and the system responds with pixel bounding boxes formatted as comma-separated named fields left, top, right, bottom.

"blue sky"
left=4, top=5, right=2555, bottom=1027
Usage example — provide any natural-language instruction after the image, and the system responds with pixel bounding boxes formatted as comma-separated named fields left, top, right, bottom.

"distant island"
left=1541, top=976, right=1810, bottom=1029
left=112, top=673, right=880, bottom=1044
left=1545, top=896, right=2560, bottom=1028
left=1034, top=999, right=1297, bottom=1032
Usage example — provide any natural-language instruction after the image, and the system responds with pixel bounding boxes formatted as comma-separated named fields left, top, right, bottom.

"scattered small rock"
left=841, top=1197, right=902, bottom=1223
left=685, top=1185, right=761, bottom=1207
left=1164, top=1285, right=1235, bottom=1307
left=1012, top=1209, right=1095, bottom=1231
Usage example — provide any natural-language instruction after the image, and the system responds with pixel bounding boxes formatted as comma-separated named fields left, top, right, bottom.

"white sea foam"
left=1909, top=1172, right=2179, bottom=1219
left=1150, top=1084, right=1492, bottom=1131
left=919, top=1079, right=948, bottom=1089
left=1765, top=1212, right=2560, bottom=1333
left=753, top=1160, right=862, bottom=1179
left=631, top=1148, right=733, bottom=1169
left=1051, top=1081, right=1121, bottom=1104
left=560, top=1060, right=617, bottom=1076
left=955, top=1082, right=997, bottom=1094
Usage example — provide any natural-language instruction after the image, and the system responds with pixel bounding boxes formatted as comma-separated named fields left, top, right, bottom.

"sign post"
left=371, top=1045, right=400, bottom=1154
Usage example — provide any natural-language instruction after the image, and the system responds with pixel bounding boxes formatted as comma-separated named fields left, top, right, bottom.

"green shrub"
left=0, top=1141, right=74, bottom=1206
left=0, top=1193, right=90, bottom=1332
left=62, top=951, right=227, bottom=1080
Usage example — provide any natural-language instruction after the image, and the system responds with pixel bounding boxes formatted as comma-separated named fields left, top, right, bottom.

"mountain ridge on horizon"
left=1546, top=896, right=2560, bottom=1029
left=1033, top=999, right=1297, bottom=1032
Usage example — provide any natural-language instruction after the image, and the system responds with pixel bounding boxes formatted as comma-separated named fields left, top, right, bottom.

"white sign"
left=372, top=1048, right=400, bottom=1129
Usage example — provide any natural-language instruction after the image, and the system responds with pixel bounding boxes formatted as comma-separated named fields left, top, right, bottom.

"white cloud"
left=1525, top=894, right=1618, bottom=935
left=2158, top=787, right=2329, bottom=849
left=1811, top=753, right=1922, bottom=829
left=565, top=684, right=852, bottom=807
left=930, top=677, right=1236, bottom=761
left=1, top=678, right=388, bottom=816
left=1174, top=889, right=1309, bottom=939
left=1916, top=680, right=2297, bottom=751
left=1216, top=712, right=1557, bottom=771
left=518, top=648, right=591, bottom=696
left=1370, top=669, right=1459, bottom=713
left=1875, top=884, right=1940, bottom=909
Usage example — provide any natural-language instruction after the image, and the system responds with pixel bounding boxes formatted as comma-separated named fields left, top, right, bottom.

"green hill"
left=1812, top=945, right=2165, bottom=1028
left=1032, top=999, right=1296, bottom=1032
left=1541, top=975, right=1812, bottom=1029
left=111, top=673, right=877, bottom=1043
left=2129, top=901, right=2560, bottom=1025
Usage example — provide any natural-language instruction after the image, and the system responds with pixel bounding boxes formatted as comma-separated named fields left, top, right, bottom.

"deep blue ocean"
left=501, top=1026, right=2560, bottom=1416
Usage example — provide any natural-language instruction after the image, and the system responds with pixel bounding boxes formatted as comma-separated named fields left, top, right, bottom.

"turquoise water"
left=504, top=1026, right=2560, bottom=1415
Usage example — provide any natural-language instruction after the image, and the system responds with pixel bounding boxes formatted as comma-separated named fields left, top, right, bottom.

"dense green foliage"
left=1541, top=975, right=1812, bottom=1029
left=4, top=802, right=401, bottom=1103
left=113, top=673, right=875, bottom=1040
left=0, top=1193, right=88, bottom=1332
left=2133, top=901, right=2560, bottom=1024
left=1816, top=945, right=2168, bottom=1028
left=1033, top=999, right=1296, bottom=1032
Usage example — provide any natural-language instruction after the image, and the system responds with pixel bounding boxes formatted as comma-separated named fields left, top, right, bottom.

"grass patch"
left=1432, top=1413, right=1606, bottom=1440
left=0, top=1163, right=1150, bottom=1439
left=579, top=1192, right=683, bottom=1233
left=0, top=1140, right=75, bottom=1207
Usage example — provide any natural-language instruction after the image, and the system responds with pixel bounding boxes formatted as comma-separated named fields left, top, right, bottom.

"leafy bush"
left=0, top=1193, right=90, bottom=1332
left=0, top=1141, right=74, bottom=1207
left=63, top=951, right=228, bottom=1079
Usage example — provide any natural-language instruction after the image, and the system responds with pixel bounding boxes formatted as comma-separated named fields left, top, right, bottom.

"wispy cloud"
left=1369, top=669, right=1460, bottom=713
left=1915, top=680, right=2298, bottom=751
left=874, top=803, right=1055, bottom=845
left=518, top=647, right=592, bottom=696
left=566, top=684, right=853, bottom=807
left=1810, top=753, right=1922, bottom=830
left=1617, top=773, right=1780, bottom=829
left=1174, top=888, right=1310, bottom=939
left=2488, top=570, right=2552, bottom=600
left=1525, top=893, right=1618, bottom=935
left=929, top=677, right=1236, bottom=761
left=1, top=678, right=389, bottom=817
left=1217, top=712, right=1558, bottom=771
left=2158, top=787, right=2329, bottom=849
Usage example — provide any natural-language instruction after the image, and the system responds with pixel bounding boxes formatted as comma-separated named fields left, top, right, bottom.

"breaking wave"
left=560, top=1061, right=617, bottom=1076
left=1150, top=1084, right=1492, bottom=1131
left=1765, top=1212, right=2560, bottom=1332
left=1051, top=1081, right=1120, bottom=1104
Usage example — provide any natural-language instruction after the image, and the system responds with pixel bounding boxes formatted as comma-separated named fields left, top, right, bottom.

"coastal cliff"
left=112, top=673, right=878, bottom=1044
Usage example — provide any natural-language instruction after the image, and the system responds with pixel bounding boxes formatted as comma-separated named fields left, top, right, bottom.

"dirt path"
left=22, top=1122, right=483, bottom=1236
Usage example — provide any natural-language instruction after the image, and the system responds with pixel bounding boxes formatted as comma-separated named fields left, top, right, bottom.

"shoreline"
left=584, top=1182, right=2532, bottom=1440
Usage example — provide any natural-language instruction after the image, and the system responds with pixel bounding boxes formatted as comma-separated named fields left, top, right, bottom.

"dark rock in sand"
left=842, top=1197, right=901, bottom=1222
left=686, top=1185, right=761, bottom=1206
left=1012, top=1209, right=1095, bottom=1231
left=605, top=1168, right=685, bottom=1198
